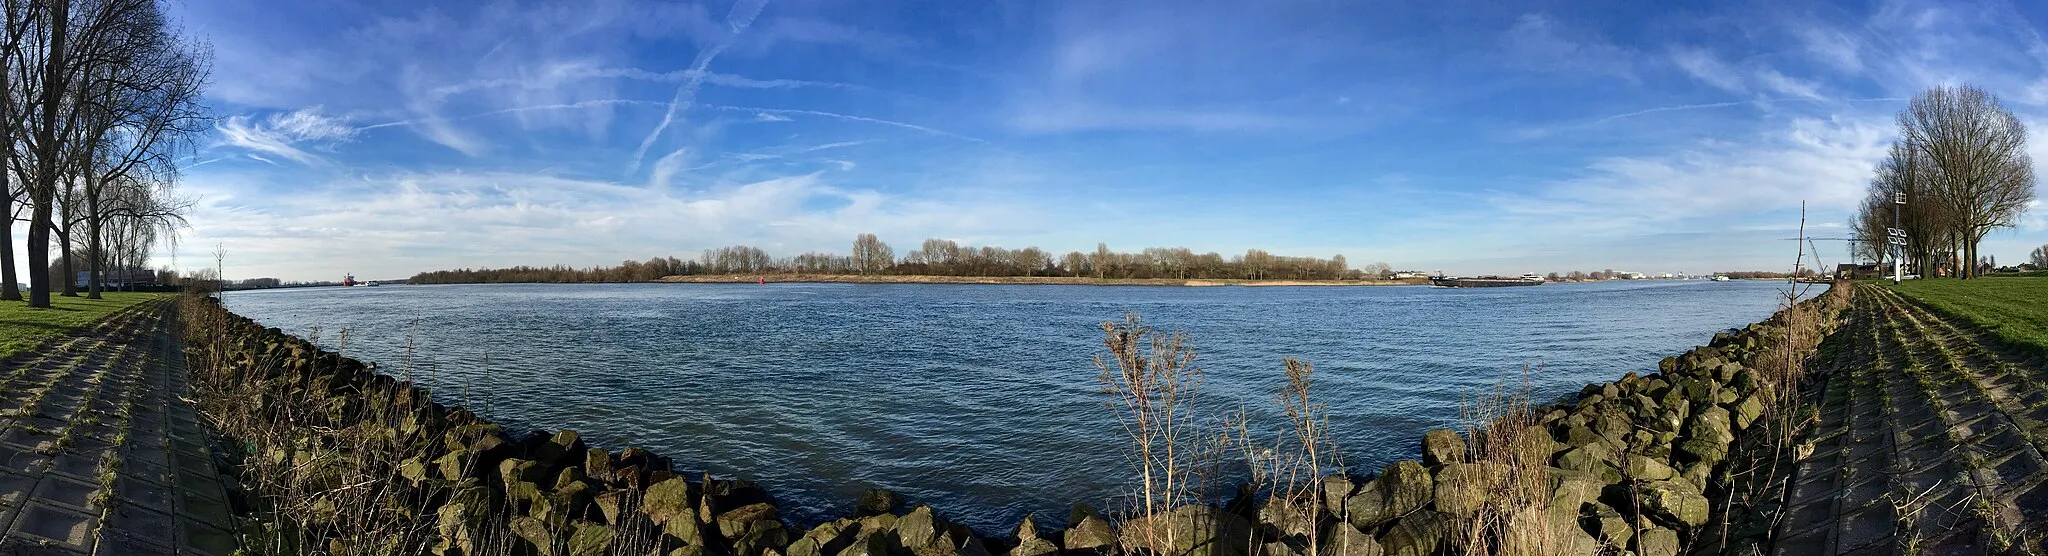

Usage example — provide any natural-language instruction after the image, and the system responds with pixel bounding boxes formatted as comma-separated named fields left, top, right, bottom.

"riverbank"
left=657, top=274, right=1432, bottom=286
left=166, top=280, right=1869, bottom=555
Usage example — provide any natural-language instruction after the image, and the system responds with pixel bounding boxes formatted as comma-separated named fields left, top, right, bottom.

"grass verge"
left=0, top=292, right=170, bottom=359
left=1887, top=277, right=2048, bottom=357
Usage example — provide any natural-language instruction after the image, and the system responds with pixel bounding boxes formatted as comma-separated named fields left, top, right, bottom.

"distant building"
left=74, top=269, right=161, bottom=289
left=1836, top=263, right=1881, bottom=279
left=1392, top=271, right=1428, bottom=279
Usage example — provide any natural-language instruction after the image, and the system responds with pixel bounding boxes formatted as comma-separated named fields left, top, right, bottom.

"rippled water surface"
left=226, top=280, right=1801, bottom=530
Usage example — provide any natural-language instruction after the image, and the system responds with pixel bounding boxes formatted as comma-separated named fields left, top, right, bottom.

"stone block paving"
left=1773, top=285, right=2048, bottom=556
left=0, top=301, right=239, bottom=555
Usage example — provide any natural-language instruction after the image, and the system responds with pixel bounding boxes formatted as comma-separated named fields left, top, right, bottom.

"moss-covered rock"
left=1637, top=480, right=1710, bottom=528
left=1344, top=460, right=1432, bottom=529
left=1635, top=526, right=1680, bottom=556
left=1377, top=509, right=1449, bottom=556
left=1012, top=514, right=1060, bottom=556
left=1064, top=510, right=1116, bottom=551
left=1320, top=474, right=1356, bottom=516
left=1431, top=462, right=1507, bottom=517
left=1317, top=521, right=1382, bottom=556
left=567, top=521, right=613, bottom=556
left=644, top=477, right=698, bottom=525
left=511, top=516, right=555, bottom=556
left=1118, top=505, right=1252, bottom=556
left=1625, top=454, right=1676, bottom=481
left=857, top=488, right=902, bottom=517
left=1421, top=429, right=1465, bottom=467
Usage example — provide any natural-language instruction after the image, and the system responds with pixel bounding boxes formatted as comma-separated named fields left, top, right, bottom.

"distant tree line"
left=1852, top=84, right=2037, bottom=279
left=409, top=236, right=1392, bottom=284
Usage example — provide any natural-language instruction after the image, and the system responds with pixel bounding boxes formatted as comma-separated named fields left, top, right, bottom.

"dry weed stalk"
left=1455, top=370, right=1577, bottom=556
left=1719, top=203, right=1853, bottom=550
left=1098, top=313, right=1206, bottom=554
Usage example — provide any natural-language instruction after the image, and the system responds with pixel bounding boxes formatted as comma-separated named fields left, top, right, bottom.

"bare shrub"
left=1098, top=313, right=1207, bottom=554
left=1454, top=370, right=1580, bottom=556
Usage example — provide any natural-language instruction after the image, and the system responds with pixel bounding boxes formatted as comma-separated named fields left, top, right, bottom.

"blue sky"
left=37, top=0, right=2048, bottom=280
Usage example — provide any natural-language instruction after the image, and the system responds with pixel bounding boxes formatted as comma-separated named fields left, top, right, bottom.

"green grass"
left=1888, top=278, right=2048, bottom=357
left=0, top=292, right=169, bottom=359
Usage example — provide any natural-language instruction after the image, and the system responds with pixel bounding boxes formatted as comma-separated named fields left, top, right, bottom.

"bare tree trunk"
left=85, top=174, right=99, bottom=298
left=25, top=0, right=67, bottom=307
left=58, top=224, right=74, bottom=296
left=0, top=184, right=16, bottom=301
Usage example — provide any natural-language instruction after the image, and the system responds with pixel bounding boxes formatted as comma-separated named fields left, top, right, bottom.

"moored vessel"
left=1429, top=273, right=1545, bottom=288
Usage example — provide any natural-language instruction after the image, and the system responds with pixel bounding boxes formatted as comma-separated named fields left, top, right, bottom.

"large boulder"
left=1320, top=475, right=1356, bottom=516
left=897, top=506, right=944, bottom=549
left=511, top=516, right=555, bottom=556
left=1554, top=447, right=1621, bottom=484
left=1676, top=438, right=1728, bottom=467
left=1377, top=510, right=1449, bottom=556
left=1012, top=515, right=1060, bottom=556
left=1637, top=480, right=1710, bottom=528
left=1317, top=522, right=1383, bottom=556
left=1731, top=395, right=1764, bottom=430
left=723, top=509, right=790, bottom=556
left=1635, top=526, right=1680, bottom=556
left=857, top=489, right=903, bottom=517
left=567, top=521, right=613, bottom=556
left=1064, top=510, right=1117, bottom=552
left=584, top=448, right=614, bottom=483
left=1345, top=460, right=1433, bottom=529
left=501, top=458, right=543, bottom=487
left=643, top=478, right=703, bottom=543
left=1421, top=429, right=1465, bottom=467
left=1625, top=455, right=1676, bottom=482
left=1118, top=505, right=1252, bottom=556
left=1431, top=462, right=1508, bottom=517
left=1256, top=497, right=1314, bottom=540
left=536, top=430, right=586, bottom=467
left=788, top=519, right=861, bottom=556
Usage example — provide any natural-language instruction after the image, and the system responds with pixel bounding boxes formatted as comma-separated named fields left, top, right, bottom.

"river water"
left=224, top=279, right=1801, bottom=530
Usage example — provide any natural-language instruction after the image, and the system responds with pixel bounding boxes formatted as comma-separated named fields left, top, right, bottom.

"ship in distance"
left=1428, top=273, right=1546, bottom=288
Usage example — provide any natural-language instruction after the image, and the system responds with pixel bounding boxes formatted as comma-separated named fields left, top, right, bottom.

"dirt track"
left=0, top=300, right=239, bottom=555
left=1773, top=283, right=2048, bottom=555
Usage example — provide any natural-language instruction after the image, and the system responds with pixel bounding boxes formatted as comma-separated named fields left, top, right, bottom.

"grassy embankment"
left=659, top=274, right=1432, bottom=286
left=0, top=291, right=170, bottom=359
left=1888, top=277, right=2048, bottom=356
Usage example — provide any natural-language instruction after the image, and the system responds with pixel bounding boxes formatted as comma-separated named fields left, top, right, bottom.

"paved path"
left=1773, top=284, right=2048, bottom=555
left=0, top=301, right=238, bottom=555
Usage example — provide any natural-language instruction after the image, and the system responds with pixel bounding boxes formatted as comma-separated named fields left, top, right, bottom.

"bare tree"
left=850, top=233, right=893, bottom=275
left=2030, top=244, right=2047, bottom=268
left=1898, top=84, right=2037, bottom=279
left=69, top=2, right=206, bottom=298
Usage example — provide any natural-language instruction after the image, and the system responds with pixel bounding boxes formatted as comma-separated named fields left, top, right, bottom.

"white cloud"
left=178, top=168, right=1042, bottom=281
left=215, top=107, right=360, bottom=165
left=1499, top=14, right=1635, bottom=78
left=1794, top=26, right=1863, bottom=73
left=1755, top=68, right=1824, bottom=100
left=1671, top=48, right=1748, bottom=94
left=1494, top=115, right=1895, bottom=230
left=1007, top=104, right=1296, bottom=133
left=1670, top=47, right=1826, bottom=101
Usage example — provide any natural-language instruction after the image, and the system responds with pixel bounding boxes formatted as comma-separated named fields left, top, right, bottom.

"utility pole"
left=1891, top=189, right=1905, bottom=285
